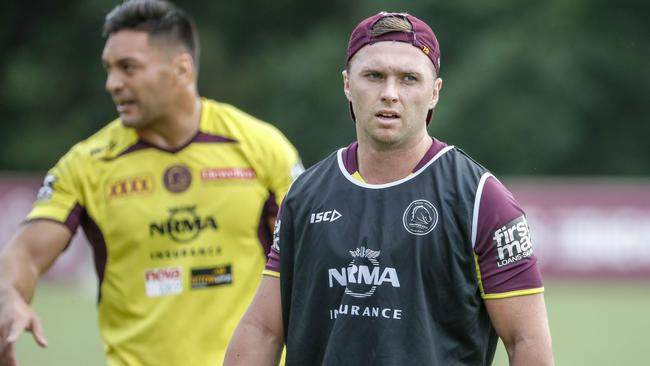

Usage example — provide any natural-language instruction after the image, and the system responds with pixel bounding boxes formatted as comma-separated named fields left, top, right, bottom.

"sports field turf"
left=15, top=279, right=650, bottom=365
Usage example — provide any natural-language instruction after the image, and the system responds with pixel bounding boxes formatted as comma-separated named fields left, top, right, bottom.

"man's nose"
left=380, top=79, right=399, bottom=104
left=105, top=71, right=124, bottom=94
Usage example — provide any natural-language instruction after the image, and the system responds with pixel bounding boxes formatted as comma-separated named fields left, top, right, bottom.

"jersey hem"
left=262, top=269, right=280, bottom=278
left=482, top=287, right=544, bottom=299
left=24, top=216, right=75, bottom=233
left=24, top=216, right=65, bottom=224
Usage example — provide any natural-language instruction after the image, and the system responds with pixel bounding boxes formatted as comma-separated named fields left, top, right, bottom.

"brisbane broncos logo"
left=403, top=199, right=438, bottom=235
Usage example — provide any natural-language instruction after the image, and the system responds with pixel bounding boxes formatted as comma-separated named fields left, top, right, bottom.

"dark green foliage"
left=1, top=0, right=648, bottom=174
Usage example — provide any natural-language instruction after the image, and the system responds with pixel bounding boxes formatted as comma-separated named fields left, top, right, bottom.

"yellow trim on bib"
left=262, top=269, right=280, bottom=278
left=483, top=287, right=545, bottom=300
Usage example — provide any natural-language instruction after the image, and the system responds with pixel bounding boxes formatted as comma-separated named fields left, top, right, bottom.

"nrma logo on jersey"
left=149, top=206, right=217, bottom=243
left=328, top=247, right=403, bottom=321
left=328, top=247, right=400, bottom=298
left=493, top=216, right=533, bottom=268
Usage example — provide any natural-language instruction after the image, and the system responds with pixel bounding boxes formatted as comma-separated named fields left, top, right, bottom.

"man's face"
left=102, top=30, right=177, bottom=129
left=343, top=41, right=442, bottom=149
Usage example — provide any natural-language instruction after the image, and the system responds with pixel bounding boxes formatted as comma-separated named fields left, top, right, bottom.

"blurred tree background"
left=1, top=0, right=648, bottom=176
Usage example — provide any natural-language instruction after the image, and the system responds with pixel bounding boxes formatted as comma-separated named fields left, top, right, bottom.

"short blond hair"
left=371, top=16, right=412, bottom=37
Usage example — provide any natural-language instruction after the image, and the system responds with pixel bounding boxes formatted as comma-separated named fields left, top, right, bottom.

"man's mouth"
left=116, top=100, right=136, bottom=113
left=375, top=110, right=401, bottom=120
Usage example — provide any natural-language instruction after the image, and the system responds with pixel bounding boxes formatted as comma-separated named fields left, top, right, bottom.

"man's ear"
left=174, top=53, right=195, bottom=84
left=429, top=77, right=443, bottom=110
left=342, top=69, right=351, bottom=101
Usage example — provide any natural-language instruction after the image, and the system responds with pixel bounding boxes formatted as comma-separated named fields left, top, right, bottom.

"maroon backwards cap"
left=347, top=12, right=441, bottom=75
left=346, top=12, right=441, bottom=125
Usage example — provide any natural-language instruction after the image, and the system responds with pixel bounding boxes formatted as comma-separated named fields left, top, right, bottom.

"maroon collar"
left=341, top=137, right=449, bottom=175
left=117, top=131, right=236, bottom=157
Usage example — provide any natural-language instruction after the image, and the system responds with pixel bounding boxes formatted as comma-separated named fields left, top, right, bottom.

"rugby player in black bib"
left=226, top=11, right=554, bottom=366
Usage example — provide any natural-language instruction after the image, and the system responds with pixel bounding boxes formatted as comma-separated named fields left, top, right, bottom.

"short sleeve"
left=258, top=126, right=303, bottom=210
left=473, top=175, right=544, bottom=299
left=26, top=148, right=85, bottom=232
left=263, top=199, right=293, bottom=278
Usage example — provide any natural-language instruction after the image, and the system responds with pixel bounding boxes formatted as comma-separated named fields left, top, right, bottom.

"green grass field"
left=15, top=279, right=650, bottom=365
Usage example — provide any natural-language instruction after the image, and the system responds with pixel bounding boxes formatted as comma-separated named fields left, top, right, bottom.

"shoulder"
left=200, top=99, right=291, bottom=146
left=201, top=100, right=301, bottom=185
left=421, top=144, right=491, bottom=197
left=57, top=119, right=138, bottom=166
left=478, top=175, right=522, bottom=219
left=284, top=151, right=339, bottom=201
left=446, top=146, right=489, bottom=173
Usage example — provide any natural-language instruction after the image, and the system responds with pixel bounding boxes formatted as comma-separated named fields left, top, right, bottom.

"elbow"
left=504, top=333, right=554, bottom=366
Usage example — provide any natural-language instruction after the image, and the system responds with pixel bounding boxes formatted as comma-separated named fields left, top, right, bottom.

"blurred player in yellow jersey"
left=0, top=0, right=301, bottom=365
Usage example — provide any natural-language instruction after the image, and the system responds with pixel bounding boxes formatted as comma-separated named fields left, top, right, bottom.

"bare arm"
left=224, top=276, right=284, bottom=366
left=485, top=293, right=554, bottom=366
left=0, top=220, right=71, bottom=366
left=266, top=216, right=277, bottom=238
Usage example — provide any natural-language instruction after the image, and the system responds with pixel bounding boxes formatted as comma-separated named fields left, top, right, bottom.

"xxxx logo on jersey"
left=106, top=175, right=153, bottom=199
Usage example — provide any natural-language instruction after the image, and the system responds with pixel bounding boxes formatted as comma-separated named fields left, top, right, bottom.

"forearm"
left=506, top=336, right=554, bottom=366
left=224, top=321, right=283, bottom=366
left=225, top=276, right=284, bottom=365
left=0, top=247, right=49, bottom=355
left=0, top=221, right=70, bottom=302
left=486, top=294, right=554, bottom=366
left=0, top=247, right=39, bottom=303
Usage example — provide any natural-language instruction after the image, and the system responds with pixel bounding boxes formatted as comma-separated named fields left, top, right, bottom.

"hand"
left=0, top=286, right=47, bottom=366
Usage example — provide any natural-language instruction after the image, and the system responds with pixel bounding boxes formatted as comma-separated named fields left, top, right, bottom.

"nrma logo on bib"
left=493, top=216, right=533, bottom=268
left=328, top=246, right=400, bottom=298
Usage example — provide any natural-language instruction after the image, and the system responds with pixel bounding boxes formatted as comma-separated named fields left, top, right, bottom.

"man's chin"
left=119, top=116, right=142, bottom=128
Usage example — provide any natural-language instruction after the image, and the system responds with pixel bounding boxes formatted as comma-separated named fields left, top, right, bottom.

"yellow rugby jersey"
left=27, top=99, right=301, bottom=366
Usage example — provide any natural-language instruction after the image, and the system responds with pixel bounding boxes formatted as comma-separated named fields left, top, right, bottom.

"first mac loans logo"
left=403, top=199, right=438, bottom=235
left=493, top=216, right=533, bottom=267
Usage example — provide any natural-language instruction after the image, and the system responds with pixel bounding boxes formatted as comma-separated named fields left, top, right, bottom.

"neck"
left=137, top=92, right=202, bottom=149
left=357, top=134, right=432, bottom=184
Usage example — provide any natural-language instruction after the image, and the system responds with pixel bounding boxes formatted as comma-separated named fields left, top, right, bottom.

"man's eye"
left=403, top=74, right=417, bottom=82
left=366, top=72, right=382, bottom=79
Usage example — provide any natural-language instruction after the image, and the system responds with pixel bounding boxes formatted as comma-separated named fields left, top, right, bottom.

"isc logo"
left=310, top=209, right=342, bottom=224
